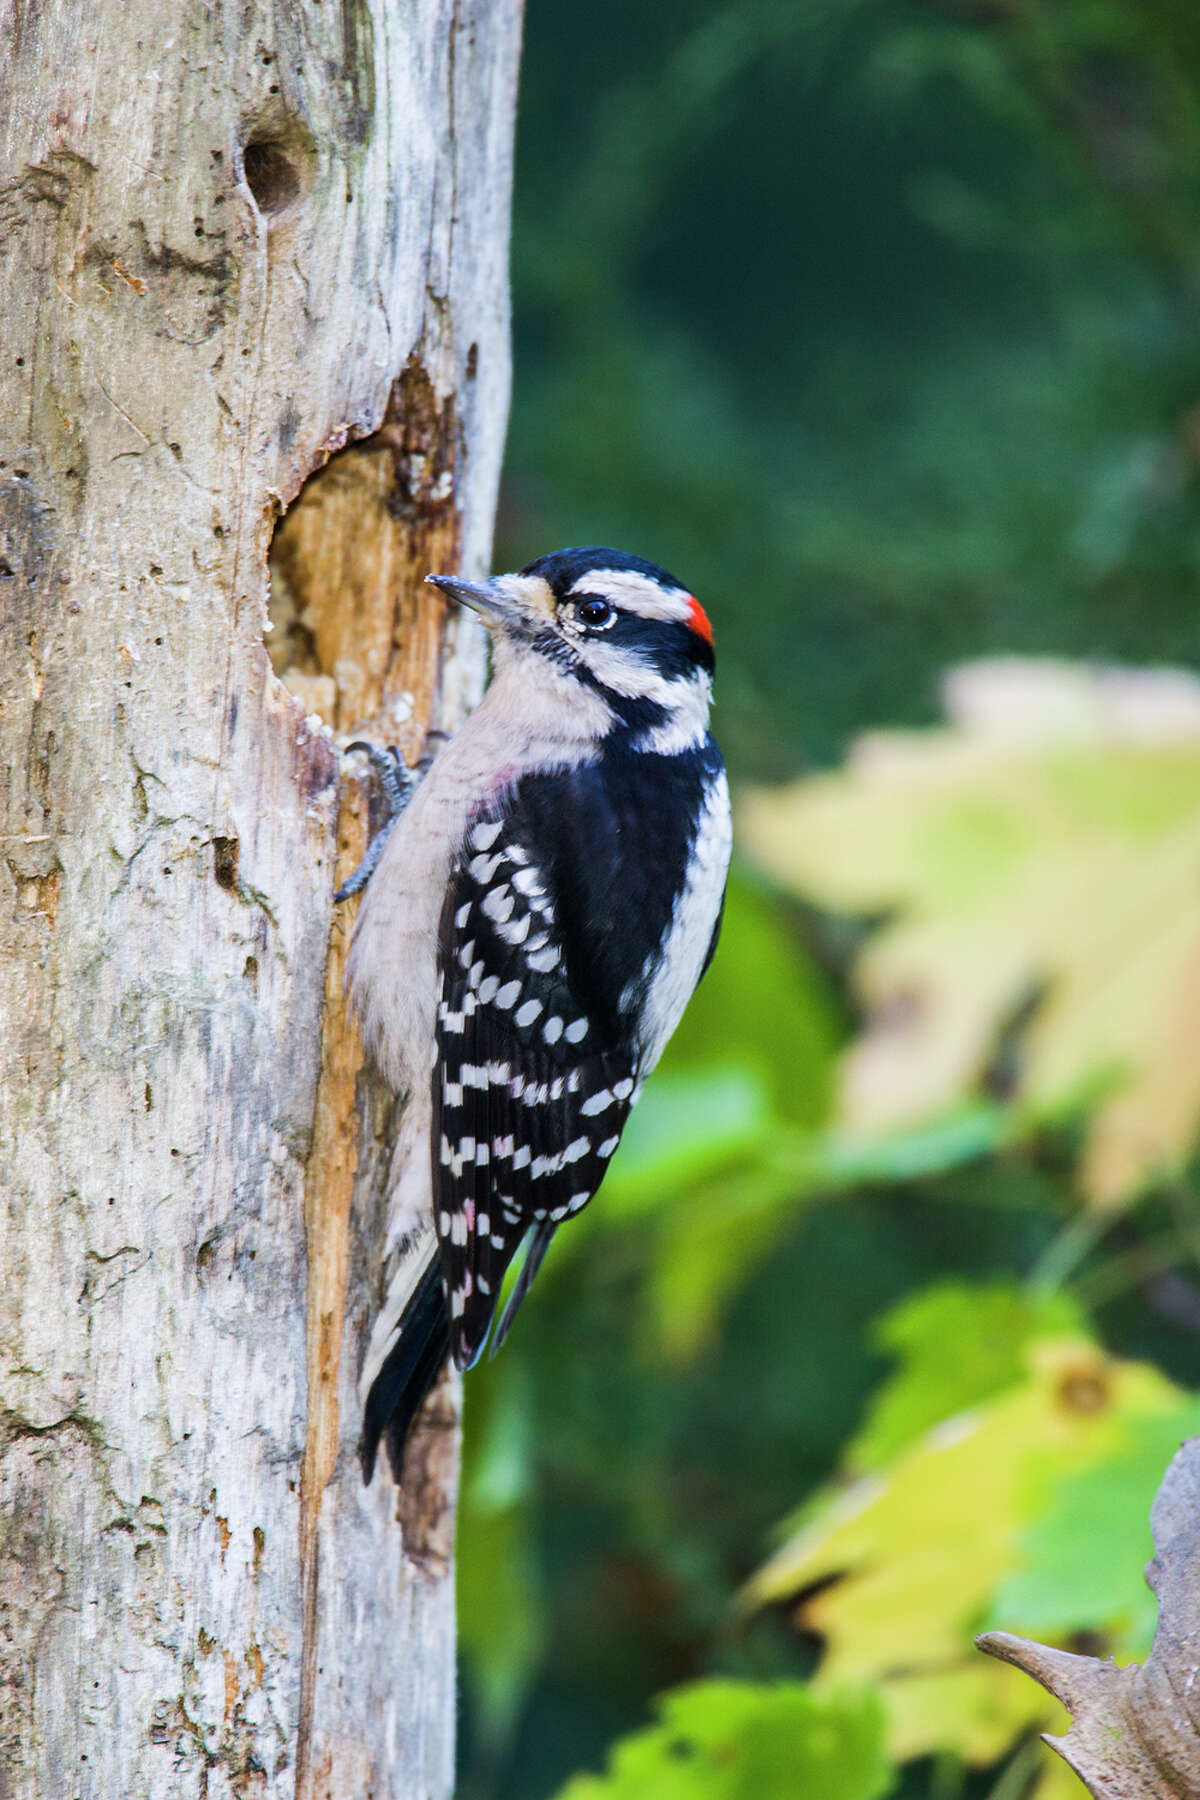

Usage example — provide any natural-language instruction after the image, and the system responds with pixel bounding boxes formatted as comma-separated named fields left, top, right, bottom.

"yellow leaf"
left=1031, top=1754, right=1090, bottom=1800
left=739, top=659, right=1200, bottom=1204
left=880, top=1660, right=1065, bottom=1765
left=743, top=1336, right=1180, bottom=1765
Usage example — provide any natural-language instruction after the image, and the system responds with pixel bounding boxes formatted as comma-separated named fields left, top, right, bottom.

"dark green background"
left=460, top=5, right=1200, bottom=1796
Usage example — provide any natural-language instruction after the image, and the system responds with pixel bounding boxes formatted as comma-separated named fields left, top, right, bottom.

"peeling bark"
left=0, top=0, right=521, bottom=1794
left=978, top=1435, right=1200, bottom=1799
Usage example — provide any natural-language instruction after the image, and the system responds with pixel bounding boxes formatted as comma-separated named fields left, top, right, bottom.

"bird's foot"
left=334, top=742, right=418, bottom=901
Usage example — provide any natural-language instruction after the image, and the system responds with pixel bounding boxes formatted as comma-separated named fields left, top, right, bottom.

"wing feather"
left=433, top=811, right=638, bottom=1365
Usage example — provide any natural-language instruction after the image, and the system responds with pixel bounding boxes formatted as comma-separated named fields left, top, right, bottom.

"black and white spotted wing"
left=432, top=813, right=639, bottom=1368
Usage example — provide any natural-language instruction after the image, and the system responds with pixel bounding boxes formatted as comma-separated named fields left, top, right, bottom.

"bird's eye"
left=577, top=597, right=613, bottom=628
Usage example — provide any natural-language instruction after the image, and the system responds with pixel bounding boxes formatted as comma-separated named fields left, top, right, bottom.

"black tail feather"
left=490, top=1220, right=555, bottom=1358
left=360, top=1259, right=451, bottom=1485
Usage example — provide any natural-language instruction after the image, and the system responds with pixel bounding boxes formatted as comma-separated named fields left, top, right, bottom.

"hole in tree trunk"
left=265, top=354, right=462, bottom=755
left=212, top=835, right=240, bottom=891
left=243, top=140, right=301, bottom=214
left=239, top=109, right=316, bottom=219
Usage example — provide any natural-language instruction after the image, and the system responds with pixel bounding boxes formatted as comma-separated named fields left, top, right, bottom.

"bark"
left=0, top=0, right=521, bottom=1792
left=978, top=1434, right=1200, bottom=1799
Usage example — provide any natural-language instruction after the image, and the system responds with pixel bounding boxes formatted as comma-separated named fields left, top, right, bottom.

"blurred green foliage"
left=847, top=1281, right=1087, bottom=1472
left=457, top=4, right=1200, bottom=1798
left=556, top=1682, right=891, bottom=1800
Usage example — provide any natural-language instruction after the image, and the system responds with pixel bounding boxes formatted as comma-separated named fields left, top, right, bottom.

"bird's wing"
left=432, top=808, right=639, bottom=1367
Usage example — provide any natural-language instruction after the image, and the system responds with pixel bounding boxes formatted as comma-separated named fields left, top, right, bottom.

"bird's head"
left=427, top=546, right=715, bottom=743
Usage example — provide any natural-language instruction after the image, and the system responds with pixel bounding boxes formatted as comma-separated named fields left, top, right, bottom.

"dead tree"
left=0, top=0, right=521, bottom=1792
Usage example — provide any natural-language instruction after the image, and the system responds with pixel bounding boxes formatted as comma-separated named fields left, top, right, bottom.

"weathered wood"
left=0, top=0, right=520, bottom=1792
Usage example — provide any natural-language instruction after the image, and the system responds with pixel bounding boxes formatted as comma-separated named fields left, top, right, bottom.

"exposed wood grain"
left=0, top=0, right=521, bottom=1792
left=296, top=778, right=364, bottom=1800
left=270, top=357, right=463, bottom=759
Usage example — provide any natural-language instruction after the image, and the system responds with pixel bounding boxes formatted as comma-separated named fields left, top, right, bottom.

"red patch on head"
left=686, top=595, right=714, bottom=646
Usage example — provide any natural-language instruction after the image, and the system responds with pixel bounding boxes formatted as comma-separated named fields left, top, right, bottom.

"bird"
left=340, top=545, right=731, bottom=1483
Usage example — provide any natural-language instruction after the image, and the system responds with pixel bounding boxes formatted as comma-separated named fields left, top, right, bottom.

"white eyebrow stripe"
left=569, top=569, right=693, bottom=622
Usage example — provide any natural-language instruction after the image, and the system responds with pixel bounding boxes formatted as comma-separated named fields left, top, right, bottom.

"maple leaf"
left=740, top=659, right=1200, bottom=1204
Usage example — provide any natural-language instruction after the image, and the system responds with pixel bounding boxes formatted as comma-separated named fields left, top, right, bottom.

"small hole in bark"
left=243, top=138, right=301, bottom=215
left=213, top=835, right=239, bottom=891
left=0, top=561, right=12, bottom=579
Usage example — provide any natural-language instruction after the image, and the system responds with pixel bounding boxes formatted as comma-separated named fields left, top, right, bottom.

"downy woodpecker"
left=343, top=546, right=731, bottom=1482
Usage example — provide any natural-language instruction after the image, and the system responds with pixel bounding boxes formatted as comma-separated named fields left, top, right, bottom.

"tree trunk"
left=0, top=0, right=520, bottom=1792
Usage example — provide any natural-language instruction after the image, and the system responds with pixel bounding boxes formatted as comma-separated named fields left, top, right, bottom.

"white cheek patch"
left=577, top=641, right=711, bottom=727
left=569, top=569, right=692, bottom=623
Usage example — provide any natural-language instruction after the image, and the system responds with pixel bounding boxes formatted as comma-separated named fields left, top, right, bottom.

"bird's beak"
left=425, top=572, right=533, bottom=633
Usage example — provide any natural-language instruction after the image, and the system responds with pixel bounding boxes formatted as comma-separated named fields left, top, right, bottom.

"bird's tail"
left=358, top=1091, right=448, bottom=1485
left=360, top=1254, right=450, bottom=1484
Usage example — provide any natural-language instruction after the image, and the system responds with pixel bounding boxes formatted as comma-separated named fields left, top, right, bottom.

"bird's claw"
left=334, top=742, right=418, bottom=901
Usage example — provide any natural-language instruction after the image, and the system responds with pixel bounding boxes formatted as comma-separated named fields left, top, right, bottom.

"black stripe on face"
left=529, top=613, right=713, bottom=724
left=592, top=609, right=714, bottom=678
left=519, top=547, right=715, bottom=675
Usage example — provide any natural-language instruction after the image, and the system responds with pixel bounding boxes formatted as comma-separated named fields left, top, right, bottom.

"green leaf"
left=554, top=1681, right=891, bottom=1800
left=745, top=1334, right=1182, bottom=1765
left=852, top=1281, right=1088, bottom=1471
left=990, top=1395, right=1200, bottom=1652
left=601, top=1067, right=771, bottom=1220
